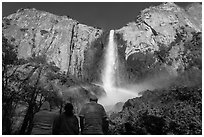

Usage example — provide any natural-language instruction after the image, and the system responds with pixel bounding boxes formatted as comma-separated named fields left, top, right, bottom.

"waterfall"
left=102, top=30, right=118, bottom=93
left=99, top=30, right=139, bottom=106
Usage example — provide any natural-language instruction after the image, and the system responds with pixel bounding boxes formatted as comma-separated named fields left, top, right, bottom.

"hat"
left=90, top=94, right=98, bottom=101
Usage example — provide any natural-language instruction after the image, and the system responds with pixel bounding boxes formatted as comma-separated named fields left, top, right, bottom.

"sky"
left=2, top=2, right=191, bottom=30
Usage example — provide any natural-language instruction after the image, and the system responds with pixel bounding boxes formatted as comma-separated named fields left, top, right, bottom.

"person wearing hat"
left=79, top=94, right=108, bottom=135
left=52, top=103, right=79, bottom=135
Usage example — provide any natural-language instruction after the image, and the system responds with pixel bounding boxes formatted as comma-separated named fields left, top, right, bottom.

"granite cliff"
left=116, top=2, right=201, bottom=81
left=3, top=8, right=103, bottom=80
left=2, top=2, right=202, bottom=82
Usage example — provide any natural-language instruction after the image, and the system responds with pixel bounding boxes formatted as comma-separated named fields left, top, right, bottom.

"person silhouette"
left=52, top=103, right=79, bottom=135
left=79, top=95, right=108, bottom=135
left=31, top=101, right=57, bottom=135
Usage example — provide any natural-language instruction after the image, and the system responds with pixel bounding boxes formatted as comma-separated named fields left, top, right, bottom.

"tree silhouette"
left=2, top=36, right=21, bottom=134
left=2, top=36, right=65, bottom=134
left=18, top=54, right=62, bottom=134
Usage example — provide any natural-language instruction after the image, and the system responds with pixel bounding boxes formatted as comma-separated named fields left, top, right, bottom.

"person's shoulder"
left=55, top=112, right=68, bottom=121
left=53, top=113, right=61, bottom=120
left=73, top=115, right=78, bottom=119
left=35, top=110, right=49, bottom=116
left=96, top=103, right=105, bottom=108
left=84, top=102, right=91, bottom=106
left=82, top=102, right=104, bottom=109
left=47, top=110, right=59, bottom=117
left=82, top=102, right=92, bottom=108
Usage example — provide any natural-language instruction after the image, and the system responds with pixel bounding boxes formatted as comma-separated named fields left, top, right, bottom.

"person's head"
left=40, top=101, right=50, bottom=111
left=64, top=103, right=74, bottom=116
left=89, top=94, right=98, bottom=103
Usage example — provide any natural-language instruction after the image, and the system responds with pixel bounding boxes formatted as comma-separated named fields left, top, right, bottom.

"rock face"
left=116, top=2, right=202, bottom=77
left=3, top=8, right=103, bottom=80
left=3, top=3, right=202, bottom=81
left=2, top=2, right=202, bottom=86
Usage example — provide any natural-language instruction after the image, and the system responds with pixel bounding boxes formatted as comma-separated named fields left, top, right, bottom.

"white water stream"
left=102, top=30, right=118, bottom=93
left=99, top=30, right=138, bottom=106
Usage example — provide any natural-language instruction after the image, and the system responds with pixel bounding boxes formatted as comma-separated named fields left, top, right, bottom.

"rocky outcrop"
left=3, top=8, right=103, bottom=80
left=116, top=2, right=202, bottom=76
